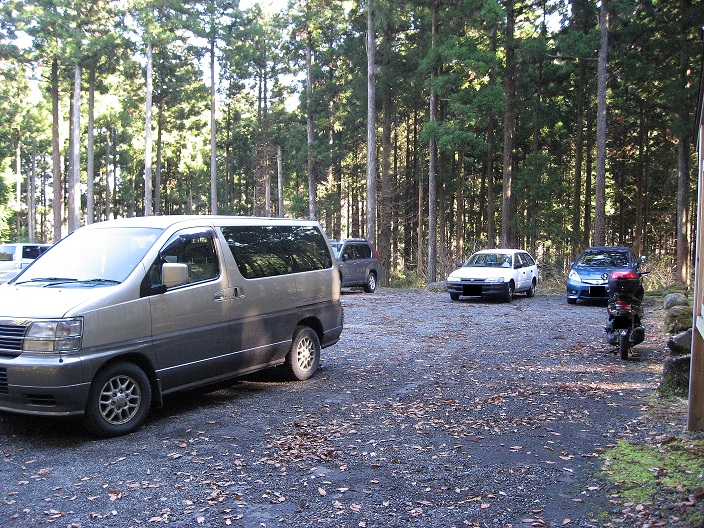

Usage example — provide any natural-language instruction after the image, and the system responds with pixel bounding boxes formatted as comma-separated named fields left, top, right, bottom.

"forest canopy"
left=0, top=0, right=702, bottom=285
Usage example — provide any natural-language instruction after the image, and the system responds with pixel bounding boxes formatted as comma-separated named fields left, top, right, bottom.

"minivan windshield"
left=14, top=227, right=163, bottom=286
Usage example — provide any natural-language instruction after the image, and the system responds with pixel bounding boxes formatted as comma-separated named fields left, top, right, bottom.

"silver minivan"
left=0, top=216, right=343, bottom=437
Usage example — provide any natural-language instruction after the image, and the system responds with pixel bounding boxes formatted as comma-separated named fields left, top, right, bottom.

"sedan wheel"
left=526, top=281, right=536, bottom=298
left=504, top=282, right=514, bottom=303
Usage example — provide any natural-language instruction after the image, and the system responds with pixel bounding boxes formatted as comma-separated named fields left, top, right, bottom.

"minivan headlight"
left=568, top=270, right=581, bottom=282
left=24, top=318, right=83, bottom=353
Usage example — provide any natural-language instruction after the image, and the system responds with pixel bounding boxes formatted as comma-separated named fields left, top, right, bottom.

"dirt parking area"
left=0, top=289, right=680, bottom=527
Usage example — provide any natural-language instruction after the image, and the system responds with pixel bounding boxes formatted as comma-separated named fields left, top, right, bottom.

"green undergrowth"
left=601, top=398, right=704, bottom=525
left=603, top=438, right=704, bottom=503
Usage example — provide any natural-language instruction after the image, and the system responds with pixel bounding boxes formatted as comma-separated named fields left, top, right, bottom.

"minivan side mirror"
left=163, top=263, right=189, bottom=288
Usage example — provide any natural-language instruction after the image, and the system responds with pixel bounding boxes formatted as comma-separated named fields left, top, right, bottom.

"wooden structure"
left=691, top=27, right=704, bottom=430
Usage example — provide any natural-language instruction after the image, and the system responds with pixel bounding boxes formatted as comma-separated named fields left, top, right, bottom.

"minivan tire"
left=83, top=362, right=152, bottom=438
left=284, top=326, right=320, bottom=381
left=364, top=272, right=377, bottom=293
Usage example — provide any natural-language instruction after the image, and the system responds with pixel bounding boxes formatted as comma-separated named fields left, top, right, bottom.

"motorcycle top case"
left=608, top=271, right=641, bottom=295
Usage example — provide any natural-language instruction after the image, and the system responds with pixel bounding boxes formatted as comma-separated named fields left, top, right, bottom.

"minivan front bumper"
left=0, top=354, right=90, bottom=416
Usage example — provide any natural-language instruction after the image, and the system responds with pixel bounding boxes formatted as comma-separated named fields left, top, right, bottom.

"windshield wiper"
left=43, top=278, right=121, bottom=287
left=14, top=277, right=121, bottom=287
left=14, top=277, right=78, bottom=285
left=74, top=278, right=121, bottom=285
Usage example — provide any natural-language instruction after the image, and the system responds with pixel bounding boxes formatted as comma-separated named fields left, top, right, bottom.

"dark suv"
left=330, top=238, right=380, bottom=293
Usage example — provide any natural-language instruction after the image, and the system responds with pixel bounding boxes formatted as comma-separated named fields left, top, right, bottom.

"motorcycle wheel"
left=619, top=331, right=629, bottom=360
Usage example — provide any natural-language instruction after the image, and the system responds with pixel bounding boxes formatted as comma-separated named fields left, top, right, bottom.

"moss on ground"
left=601, top=397, right=704, bottom=525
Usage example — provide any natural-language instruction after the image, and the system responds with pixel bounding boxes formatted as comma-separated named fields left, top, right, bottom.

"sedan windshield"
left=465, top=253, right=512, bottom=268
left=14, top=227, right=162, bottom=286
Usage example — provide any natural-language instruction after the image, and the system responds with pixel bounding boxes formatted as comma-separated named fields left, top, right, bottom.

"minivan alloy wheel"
left=296, top=335, right=316, bottom=371
left=284, top=326, right=320, bottom=381
left=83, top=362, right=152, bottom=437
left=99, top=374, right=142, bottom=425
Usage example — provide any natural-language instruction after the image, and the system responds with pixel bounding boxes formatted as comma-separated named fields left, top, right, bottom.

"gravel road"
left=0, top=289, right=673, bottom=527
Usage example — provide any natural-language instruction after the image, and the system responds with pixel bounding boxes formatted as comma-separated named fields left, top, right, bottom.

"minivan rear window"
left=221, top=225, right=332, bottom=279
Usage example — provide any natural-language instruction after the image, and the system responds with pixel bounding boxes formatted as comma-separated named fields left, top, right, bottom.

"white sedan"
left=446, top=249, right=539, bottom=302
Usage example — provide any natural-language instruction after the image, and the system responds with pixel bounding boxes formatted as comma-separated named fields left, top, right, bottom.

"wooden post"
left=689, top=89, right=704, bottom=430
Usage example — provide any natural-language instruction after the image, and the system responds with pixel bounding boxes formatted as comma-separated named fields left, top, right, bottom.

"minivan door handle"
left=214, top=287, right=240, bottom=302
left=214, top=290, right=228, bottom=302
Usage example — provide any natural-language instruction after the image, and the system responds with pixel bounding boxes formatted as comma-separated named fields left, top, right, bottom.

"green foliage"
left=388, top=268, right=426, bottom=289
left=0, top=0, right=699, bottom=281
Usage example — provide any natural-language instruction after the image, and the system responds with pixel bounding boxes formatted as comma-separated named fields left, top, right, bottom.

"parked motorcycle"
left=605, top=269, right=648, bottom=359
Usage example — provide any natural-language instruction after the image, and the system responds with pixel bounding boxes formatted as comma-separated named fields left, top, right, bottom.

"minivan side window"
left=221, top=225, right=332, bottom=279
left=145, top=228, right=219, bottom=291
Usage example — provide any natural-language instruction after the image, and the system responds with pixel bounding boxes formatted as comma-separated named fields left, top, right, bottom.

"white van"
left=0, top=216, right=343, bottom=437
left=0, top=242, right=52, bottom=283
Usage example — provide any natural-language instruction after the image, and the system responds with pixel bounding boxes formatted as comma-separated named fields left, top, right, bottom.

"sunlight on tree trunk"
left=144, top=41, right=154, bottom=217
left=68, top=63, right=81, bottom=233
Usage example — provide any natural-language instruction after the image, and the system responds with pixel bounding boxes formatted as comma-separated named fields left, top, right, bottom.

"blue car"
left=566, top=246, right=645, bottom=304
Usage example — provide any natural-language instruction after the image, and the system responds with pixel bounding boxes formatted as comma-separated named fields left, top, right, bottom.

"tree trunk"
left=677, top=138, right=689, bottom=282
left=572, top=58, right=586, bottom=256
left=379, top=15, right=393, bottom=285
left=594, top=0, right=609, bottom=246
left=634, top=100, right=645, bottom=256
left=155, top=109, right=163, bottom=215
left=427, top=0, right=438, bottom=283
left=14, top=134, right=21, bottom=236
left=277, top=146, right=284, bottom=217
left=68, top=62, right=81, bottom=233
left=29, top=138, right=36, bottom=241
left=676, top=0, right=691, bottom=284
left=210, top=30, right=218, bottom=215
left=500, top=0, right=516, bottom=249
left=306, top=22, right=316, bottom=220
left=144, top=40, right=154, bottom=216
left=86, top=65, right=96, bottom=224
left=105, top=125, right=111, bottom=220
left=366, top=3, right=377, bottom=247
left=52, top=57, right=62, bottom=242
left=583, top=106, right=594, bottom=248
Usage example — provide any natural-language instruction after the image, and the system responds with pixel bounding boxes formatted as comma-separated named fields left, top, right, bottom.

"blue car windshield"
left=14, top=227, right=163, bottom=285
left=576, top=250, right=629, bottom=268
